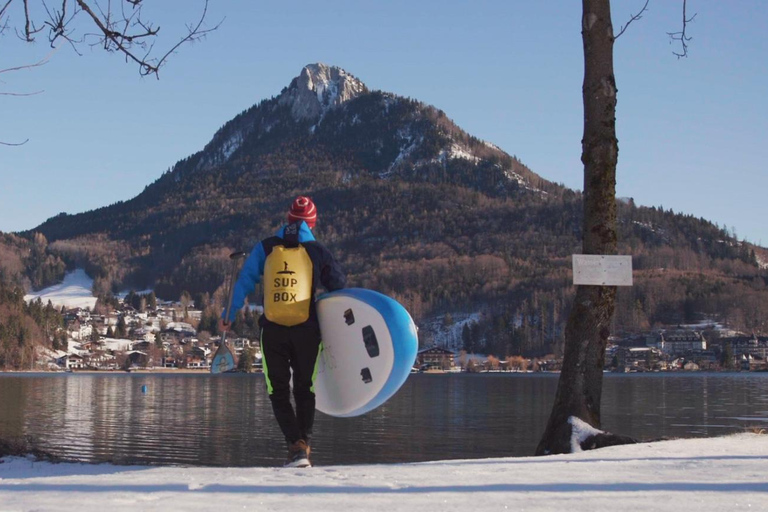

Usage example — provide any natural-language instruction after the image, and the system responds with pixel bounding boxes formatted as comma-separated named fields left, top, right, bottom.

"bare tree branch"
left=0, top=89, right=44, bottom=95
left=71, top=0, right=220, bottom=77
left=667, top=0, right=696, bottom=58
left=23, top=0, right=31, bottom=39
left=150, top=0, right=221, bottom=78
left=615, top=0, right=650, bottom=40
left=2, top=1, right=221, bottom=77
left=1, top=2, right=220, bottom=146
left=0, top=139, right=30, bottom=146
left=73, top=0, right=158, bottom=73
left=22, top=0, right=44, bottom=40
left=0, top=50, right=55, bottom=146
left=0, top=0, right=14, bottom=21
left=41, top=0, right=69, bottom=41
left=0, top=49, right=56, bottom=75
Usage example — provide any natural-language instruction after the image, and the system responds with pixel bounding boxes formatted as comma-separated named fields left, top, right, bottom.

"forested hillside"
left=7, top=64, right=766, bottom=359
left=0, top=234, right=67, bottom=368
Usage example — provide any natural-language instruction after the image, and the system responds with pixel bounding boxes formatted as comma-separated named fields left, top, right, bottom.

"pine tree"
left=237, top=347, right=256, bottom=372
left=721, top=342, right=734, bottom=370
left=462, top=324, right=472, bottom=353
left=116, top=316, right=127, bottom=338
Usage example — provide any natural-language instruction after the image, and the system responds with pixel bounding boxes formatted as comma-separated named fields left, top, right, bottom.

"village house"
left=186, top=355, right=208, bottom=369
left=100, top=338, right=133, bottom=352
left=417, top=346, right=455, bottom=371
left=740, top=354, right=767, bottom=371
left=692, top=350, right=720, bottom=371
left=647, top=330, right=707, bottom=355
left=614, top=347, right=662, bottom=372
left=58, top=353, right=85, bottom=370
left=225, top=337, right=257, bottom=356
left=67, top=319, right=93, bottom=341
left=125, top=350, right=151, bottom=368
left=131, top=340, right=156, bottom=352
left=723, top=335, right=768, bottom=360
left=86, top=352, right=117, bottom=370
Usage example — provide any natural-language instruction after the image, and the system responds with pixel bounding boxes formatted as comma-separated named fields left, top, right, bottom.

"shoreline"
left=1, top=368, right=763, bottom=375
left=0, top=368, right=243, bottom=375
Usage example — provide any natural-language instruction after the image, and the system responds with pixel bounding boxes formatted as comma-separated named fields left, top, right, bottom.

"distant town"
left=17, top=293, right=768, bottom=375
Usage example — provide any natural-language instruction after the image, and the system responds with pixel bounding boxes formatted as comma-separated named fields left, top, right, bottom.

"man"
left=221, top=196, right=346, bottom=467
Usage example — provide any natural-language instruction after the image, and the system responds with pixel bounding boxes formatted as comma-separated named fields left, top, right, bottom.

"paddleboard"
left=314, top=288, right=418, bottom=417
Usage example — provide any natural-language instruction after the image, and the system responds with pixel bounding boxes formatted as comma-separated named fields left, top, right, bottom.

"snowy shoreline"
left=1, top=433, right=766, bottom=511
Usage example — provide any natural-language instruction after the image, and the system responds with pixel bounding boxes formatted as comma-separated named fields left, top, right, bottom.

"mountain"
left=13, top=63, right=768, bottom=357
left=31, top=63, right=555, bottom=292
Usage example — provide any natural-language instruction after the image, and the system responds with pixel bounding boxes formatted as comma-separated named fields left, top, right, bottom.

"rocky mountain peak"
left=278, top=63, right=367, bottom=121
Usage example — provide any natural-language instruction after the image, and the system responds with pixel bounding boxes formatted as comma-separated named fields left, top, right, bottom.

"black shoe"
left=284, top=440, right=311, bottom=468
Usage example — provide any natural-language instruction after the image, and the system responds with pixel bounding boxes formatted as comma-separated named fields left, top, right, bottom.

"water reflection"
left=1, top=372, right=767, bottom=466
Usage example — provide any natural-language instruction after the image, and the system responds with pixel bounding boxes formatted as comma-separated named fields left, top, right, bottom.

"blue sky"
left=2, top=1, right=767, bottom=245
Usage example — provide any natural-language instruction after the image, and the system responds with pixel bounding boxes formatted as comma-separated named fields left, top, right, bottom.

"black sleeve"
left=319, top=246, right=346, bottom=292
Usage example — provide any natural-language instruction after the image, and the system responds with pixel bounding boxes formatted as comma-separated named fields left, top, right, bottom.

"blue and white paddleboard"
left=315, top=288, right=418, bottom=418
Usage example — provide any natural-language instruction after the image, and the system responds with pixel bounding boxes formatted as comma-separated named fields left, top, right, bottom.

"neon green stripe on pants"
left=261, top=329, right=274, bottom=395
left=310, top=342, right=323, bottom=394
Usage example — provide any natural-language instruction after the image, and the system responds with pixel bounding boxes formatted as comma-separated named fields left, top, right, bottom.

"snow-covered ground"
left=23, top=269, right=97, bottom=310
left=1, top=434, right=766, bottom=511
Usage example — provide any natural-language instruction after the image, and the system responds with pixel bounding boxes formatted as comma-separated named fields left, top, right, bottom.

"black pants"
left=261, top=323, right=322, bottom=445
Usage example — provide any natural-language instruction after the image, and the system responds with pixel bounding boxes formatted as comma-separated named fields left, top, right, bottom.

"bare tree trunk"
left=535, top=0, right=635, bottom=455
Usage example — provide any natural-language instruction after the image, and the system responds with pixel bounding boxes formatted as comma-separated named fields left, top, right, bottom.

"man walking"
left=221, top=196, right=346, bottom=467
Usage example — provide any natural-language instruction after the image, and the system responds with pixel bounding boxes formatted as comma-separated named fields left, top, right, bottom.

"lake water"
left=1, top=372, right=767, bottom=467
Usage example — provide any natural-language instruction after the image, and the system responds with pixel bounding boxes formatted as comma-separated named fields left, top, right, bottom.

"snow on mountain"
left=23, top=269, right=97, bottom=310
left=173, top=62, right=543, bottom=196
left=446, top=142, right=481, bottom=163
left=756, top=252, right=768, bottom=270
left=382, top=127, right=423, bottom=177
left=196, top=120, right=250, bottom=170
left=416, top=142, right=482, bottom=168
left=419, top=312, right=483, bottom=352
left=278, top=63, right=367, bottom=122
left=196, top=63, right=367, bottom=169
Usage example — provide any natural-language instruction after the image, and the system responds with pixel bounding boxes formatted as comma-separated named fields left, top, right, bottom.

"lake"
left=1, top=372, right=767, bottom=467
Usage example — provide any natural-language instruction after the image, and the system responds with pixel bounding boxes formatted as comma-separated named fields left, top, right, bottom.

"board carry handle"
left=362, top=326, right=380, bottom=358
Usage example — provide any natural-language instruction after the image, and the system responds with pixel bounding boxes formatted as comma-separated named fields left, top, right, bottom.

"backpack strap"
left=282, top=222, right=300, bottom=248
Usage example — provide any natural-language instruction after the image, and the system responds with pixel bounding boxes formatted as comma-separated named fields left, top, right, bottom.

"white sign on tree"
left=572, top=255, right=633, bottom=286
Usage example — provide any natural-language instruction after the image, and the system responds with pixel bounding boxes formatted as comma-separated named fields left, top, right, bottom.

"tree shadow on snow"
left=1, top=481, right=767, bottom=495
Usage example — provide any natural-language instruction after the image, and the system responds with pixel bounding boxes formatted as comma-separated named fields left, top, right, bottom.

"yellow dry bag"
left=263, top=245, right=313, bottom=326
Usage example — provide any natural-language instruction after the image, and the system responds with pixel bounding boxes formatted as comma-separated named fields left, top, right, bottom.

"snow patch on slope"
left=220, top=131, right=244, bottom=160
left=381, top=127, right=423, bottom=177
left=24, top=269, right=97, bottom=310
left=447, top=143, right=480, bottom=163
left=424, top=142, right=480, bottom=165
left=419, top=312, right=483, bottom=352
left=481, top=139, right=503, bottom=152
left=756, top=253, right=768, bottom=270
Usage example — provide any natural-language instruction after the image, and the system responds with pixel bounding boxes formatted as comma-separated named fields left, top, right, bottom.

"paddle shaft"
left=221, top=251, right=247, bottom=345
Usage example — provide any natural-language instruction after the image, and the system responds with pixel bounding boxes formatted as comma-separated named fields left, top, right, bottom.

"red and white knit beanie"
left=287, top=196, right=317, bottom=228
